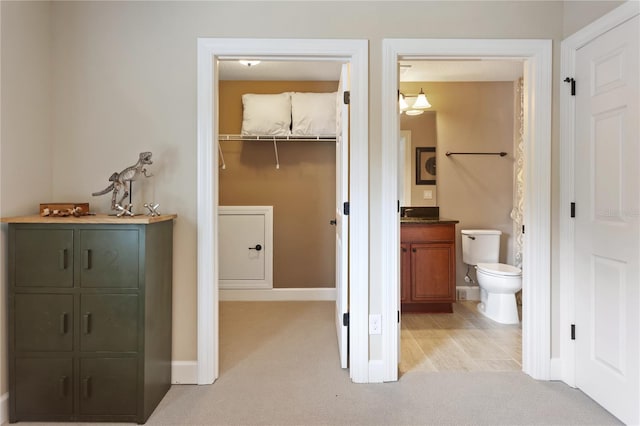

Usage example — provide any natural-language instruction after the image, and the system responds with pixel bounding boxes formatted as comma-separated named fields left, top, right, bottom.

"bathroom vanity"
left=400, top=217, right=458, bottom=313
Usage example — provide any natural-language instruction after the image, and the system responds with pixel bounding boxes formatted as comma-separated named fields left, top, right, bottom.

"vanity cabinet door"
left=410, top=242, right=455, bottom=302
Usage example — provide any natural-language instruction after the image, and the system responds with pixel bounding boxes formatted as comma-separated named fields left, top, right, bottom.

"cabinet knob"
left=402, top=248, right=407, bottom=252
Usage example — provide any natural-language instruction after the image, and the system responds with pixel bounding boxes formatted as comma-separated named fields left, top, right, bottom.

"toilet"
left=461, top=229, right=522, bottom=325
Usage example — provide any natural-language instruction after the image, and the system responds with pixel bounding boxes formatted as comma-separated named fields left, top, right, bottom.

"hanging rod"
left=446, top=151, right=507, bottom=157
left=219, top=134, right=336, bottom=142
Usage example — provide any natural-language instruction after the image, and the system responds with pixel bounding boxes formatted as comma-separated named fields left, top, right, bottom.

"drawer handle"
left=82, top=249, right=92, bottom=269
left=82, top=313, right=92, bottom=334
left=467, top=235, right=476, bottom=240
left=82, top=376, right=91, bottom=399
left=59, top=376, right=68, bottom=398
left=59, top=312, right=68, bottom=334
left=58, top=249, right=67, bottom=270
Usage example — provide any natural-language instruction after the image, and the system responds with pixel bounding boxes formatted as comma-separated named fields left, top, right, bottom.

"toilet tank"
left=461, top=229, right=501, bottom=265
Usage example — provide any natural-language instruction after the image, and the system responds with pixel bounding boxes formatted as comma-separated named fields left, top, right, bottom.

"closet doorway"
left=196, top=39, right=369, bottom=385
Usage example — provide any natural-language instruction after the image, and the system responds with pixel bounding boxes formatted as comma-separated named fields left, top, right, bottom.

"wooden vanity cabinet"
left=401, top=222, right=456, bottom=313
left=5, top=215, right=175, bottom=424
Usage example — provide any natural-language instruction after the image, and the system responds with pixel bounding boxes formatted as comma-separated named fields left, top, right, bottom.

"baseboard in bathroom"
left=456, top=286, right=481, bottom=301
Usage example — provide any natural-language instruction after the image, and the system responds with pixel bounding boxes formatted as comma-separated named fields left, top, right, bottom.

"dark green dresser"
left=3, top=214, right=175, bottom=424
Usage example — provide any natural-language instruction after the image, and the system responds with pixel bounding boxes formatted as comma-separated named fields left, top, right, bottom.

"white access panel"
left=219, top=206, right=273, bottom=289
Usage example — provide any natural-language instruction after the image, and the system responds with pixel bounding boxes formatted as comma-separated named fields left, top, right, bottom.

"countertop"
left=400, top=217, right=459, bottom=224
left=1, top=214, right=177, bottom=224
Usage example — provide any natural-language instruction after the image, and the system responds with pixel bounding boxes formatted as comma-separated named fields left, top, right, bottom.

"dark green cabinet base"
left=7, top=218, right=174, bottom=423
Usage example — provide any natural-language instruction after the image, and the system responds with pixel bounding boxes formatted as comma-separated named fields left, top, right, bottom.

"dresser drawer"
left=401, top=223, right=454, bottom=242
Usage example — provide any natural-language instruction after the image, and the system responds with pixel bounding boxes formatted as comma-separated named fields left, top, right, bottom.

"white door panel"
left=335, top=63, right=350, bottom=369
left=219, top=206, right=273, bottom=289
left=574, top=15, right=639, bottom=425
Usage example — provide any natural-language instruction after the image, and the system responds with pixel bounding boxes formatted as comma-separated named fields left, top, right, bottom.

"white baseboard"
left=220, top=287, right=336, bottom=301
left=549, top=357, right=562, bottom=380
left=1, top=392, right=8, bottom=424
left=368, top=360, right=384, bottom=383
left=172, top=361, right=198, bottom=384
left=456, top=286, right=481, bottom=301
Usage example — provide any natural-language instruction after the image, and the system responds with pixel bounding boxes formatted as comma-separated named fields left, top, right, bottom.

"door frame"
left=381, top=39, right=552, bottom=381
left=196, top=38, right=369, bottom=384
left=559, top=1, right=640, bottom=388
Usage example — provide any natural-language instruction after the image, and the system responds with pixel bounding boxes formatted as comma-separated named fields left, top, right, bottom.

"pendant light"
left=412, top=88, right=432, bottom=109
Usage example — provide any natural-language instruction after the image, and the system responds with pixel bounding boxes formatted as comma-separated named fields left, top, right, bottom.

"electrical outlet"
left=457, top=289, right=467, bottom=300
left=369, top=314, right=382, bottom=334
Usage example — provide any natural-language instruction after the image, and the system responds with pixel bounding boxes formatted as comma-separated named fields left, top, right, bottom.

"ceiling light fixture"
left=399, top=88, right=432, bottom=115
left=239, top=60, right=261, bottom=67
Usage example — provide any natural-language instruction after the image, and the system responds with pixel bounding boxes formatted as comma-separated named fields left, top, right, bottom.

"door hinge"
left=343, top=201, right=350, bottom=216
left=398, top=310, right=400, bottom=324
left=571, top=324, right=576, bottom=340
left=564, top=77, right=576, bottom=96
left=522, top=225, right=525, bottom=234
left=571, top=202, right=576, bottom=218
left=343, top=91, right=350, bottom=105
left=343, top=312, right=349, bottom=327
left=397, top=200, right=400, bottom=213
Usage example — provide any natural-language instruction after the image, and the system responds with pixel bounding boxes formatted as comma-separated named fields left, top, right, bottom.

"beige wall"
left=401, top=81, right=516, bottom=287
left=0, top=1, right=625, bottom=387
left=0, top=1, right=53, bottom=395
left=219, top=81, right=337, bottom=288
left=401, top=111, right=437, bottom=207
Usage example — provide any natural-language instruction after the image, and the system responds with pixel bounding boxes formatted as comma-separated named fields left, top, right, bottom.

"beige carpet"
left=141, top=301, right=620, bottom=425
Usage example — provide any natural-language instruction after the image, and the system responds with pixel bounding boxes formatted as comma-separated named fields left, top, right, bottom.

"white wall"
left=0, top=1, right=53, bottom=400
left=0, top=1, right=627, bottom=391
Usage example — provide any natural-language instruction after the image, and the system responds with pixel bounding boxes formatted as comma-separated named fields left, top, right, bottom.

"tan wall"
left=0, top=1, right=53, bottom=395
left=0, top=0, right=624, bottom=377
left=401, top=81, right=515, bottom=288
left=219, top=81, right=338, bottom=288
left=401, top=111, right=437, bottom=206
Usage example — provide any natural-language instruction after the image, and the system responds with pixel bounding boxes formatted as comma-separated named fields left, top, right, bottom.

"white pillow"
left=291, top=92, right=337, bottom=136
left=241, top=93, right=292, bottom=136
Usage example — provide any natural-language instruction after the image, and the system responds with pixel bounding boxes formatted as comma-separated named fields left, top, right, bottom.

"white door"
left=574, top=15, right=639, bottom=425
left=218, top=207, right=273, bottom=289
left=335, top=63, right=350, bottom=368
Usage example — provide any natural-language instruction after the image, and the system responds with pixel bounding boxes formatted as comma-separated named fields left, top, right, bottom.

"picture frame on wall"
left=416, top=147, right=436, bottom=185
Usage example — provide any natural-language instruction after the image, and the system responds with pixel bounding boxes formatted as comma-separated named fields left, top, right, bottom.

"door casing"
left=196, top=38, right=369, bottom=384
left=381, top=39, right=553, bottom=381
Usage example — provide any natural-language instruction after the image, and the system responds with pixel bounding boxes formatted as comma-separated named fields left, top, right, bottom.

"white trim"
left=368, top=360, right=384, bottom=383
left=550, top=357, right=563, bottom=381
left=197, top=38, right=369, bottom=385
left=218, top=206, right=273, bottom=290
left=381, top=39, right=552, bottom=382
left=220, top=288, right=336, bottom=301
left=0, top=392, right=7, bottom=425
left=559, top=0, right=640, bottom=389
left=171, top=361, right=199, bottom=385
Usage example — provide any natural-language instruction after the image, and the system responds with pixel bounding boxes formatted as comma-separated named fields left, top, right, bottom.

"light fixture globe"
left=413, top=88, right=432, bottom=109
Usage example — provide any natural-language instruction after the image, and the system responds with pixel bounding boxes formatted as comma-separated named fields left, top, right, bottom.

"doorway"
left=380, top=39, right=552, bottom=382
left=397, top=60, right=525, bottom=375
left=196, top=38, right=369, bottom=385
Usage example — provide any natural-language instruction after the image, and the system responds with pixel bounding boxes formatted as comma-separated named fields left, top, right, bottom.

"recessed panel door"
left=219, top=210, right=271, bottom=289
left=80, top=230, right=139, bottom=288
left=80, top=294, right=138, bottom=352
left=15, top=294, right=73, bottom=352
left=14, top=229, right=73, bottom=288
left=79, top=357, right=137, bottom=416
left=14, top=358, right=73, bottom=419
left=574, top=14, right=639, bottom=425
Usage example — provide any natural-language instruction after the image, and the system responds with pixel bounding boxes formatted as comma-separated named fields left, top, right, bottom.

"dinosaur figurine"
left=92, top=151, right=153, bottom=211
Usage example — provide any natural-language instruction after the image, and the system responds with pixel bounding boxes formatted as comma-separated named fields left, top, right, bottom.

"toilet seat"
left=476, top=262, right=521, bottom=277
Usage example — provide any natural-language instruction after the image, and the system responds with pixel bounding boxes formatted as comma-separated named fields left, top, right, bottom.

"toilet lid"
left=476, top=262, right=521, bottom=276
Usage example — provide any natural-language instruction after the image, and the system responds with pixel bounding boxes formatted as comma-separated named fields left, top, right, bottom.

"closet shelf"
left=219, top=134, right=336, bottom=142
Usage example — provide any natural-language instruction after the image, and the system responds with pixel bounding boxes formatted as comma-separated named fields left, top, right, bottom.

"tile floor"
left=400, top=300, right=522, bottom=375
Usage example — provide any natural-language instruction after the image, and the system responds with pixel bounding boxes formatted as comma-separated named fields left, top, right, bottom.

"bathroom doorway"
left=397, top=59, right=525, bottom=375
left=380, top=39, right=552, bottom=382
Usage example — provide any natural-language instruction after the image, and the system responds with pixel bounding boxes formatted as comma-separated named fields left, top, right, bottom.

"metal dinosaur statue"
left=92, top=151, right=153, bottom=211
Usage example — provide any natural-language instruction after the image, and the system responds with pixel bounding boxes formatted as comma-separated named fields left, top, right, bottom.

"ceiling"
left=218, top=59, right=523, bottom=82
